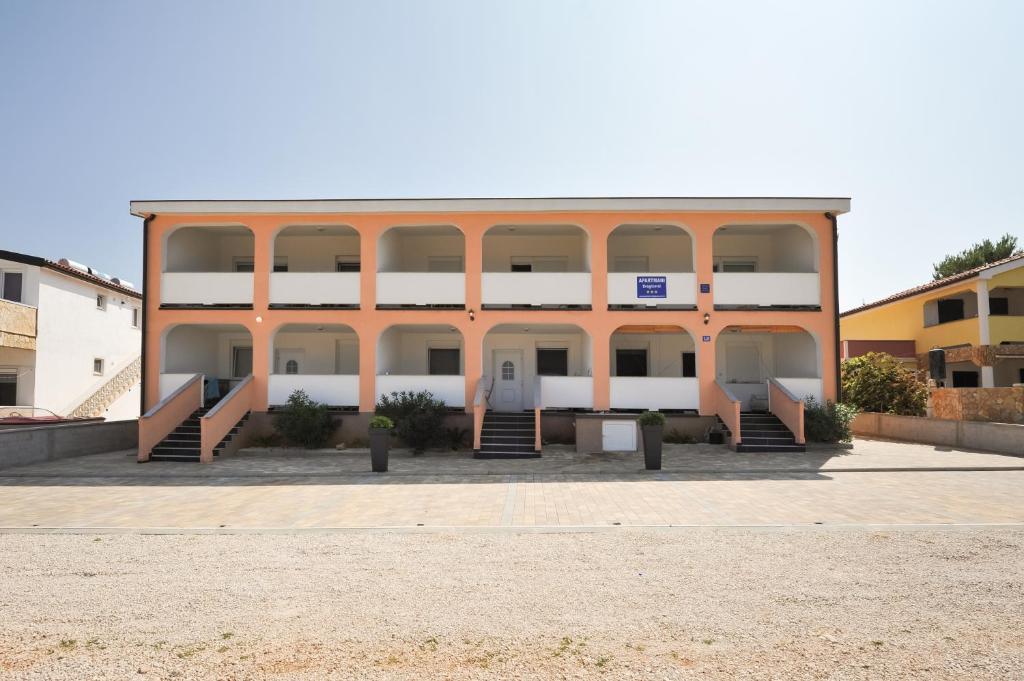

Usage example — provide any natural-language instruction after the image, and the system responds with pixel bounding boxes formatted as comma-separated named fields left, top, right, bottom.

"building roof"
left=0, top=249, right=141, bottom=299
left=841, top=252, right=1024, bottom=318
left=130, top=196, right=851, bottom=217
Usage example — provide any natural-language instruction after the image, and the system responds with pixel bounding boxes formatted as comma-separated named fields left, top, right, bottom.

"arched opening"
left=162, top=226, right=254, bottom=306
left=376, top=324, right=465, bottom=406
left=715, top=325, right=822, bottom=411
left=376, top=225, right=465, bottom=307
left=270, top=225, right=360, bottom=307
left=711, top=224, right=819, bottom=308
left=607, top=224, right=695, bottom=308
left=160, top=324, right=253, bottom=404
left=483, top=323, right=592, bottom=411
left=609, top=325, right=698, bottom=411
left=481, top=224, right=591, bottom=308
left=269, top=323, right=359, bottom=407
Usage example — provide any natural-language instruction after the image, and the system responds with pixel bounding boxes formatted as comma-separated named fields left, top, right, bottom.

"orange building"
left=133, top=197, right=849, bottom=461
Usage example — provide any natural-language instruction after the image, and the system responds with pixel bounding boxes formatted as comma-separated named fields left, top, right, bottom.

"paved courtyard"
left=0, top=439, right=1022, bottom=529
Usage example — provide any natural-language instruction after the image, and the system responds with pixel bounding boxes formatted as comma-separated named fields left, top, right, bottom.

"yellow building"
left=840, top=254, right=1024, bottom=387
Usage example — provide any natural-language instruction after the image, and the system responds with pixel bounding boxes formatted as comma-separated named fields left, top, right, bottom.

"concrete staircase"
left=719, top=412, right=805, bottom=453
left=474, top=411, right=541, bottom=459
left=149, top=408, right=249, bottom=462
left=67, top=355, right=141, bottom=419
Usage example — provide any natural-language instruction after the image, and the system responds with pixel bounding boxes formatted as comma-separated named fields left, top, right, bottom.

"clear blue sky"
left=1, top=0, right=1021, bottom=309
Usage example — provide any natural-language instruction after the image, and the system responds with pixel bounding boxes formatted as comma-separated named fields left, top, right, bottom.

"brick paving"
left=0, top=439, right=1021, bottom=529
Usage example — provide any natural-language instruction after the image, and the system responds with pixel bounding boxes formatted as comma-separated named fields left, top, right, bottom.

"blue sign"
left=700, top=283, right=710, bottom=294
left=702, top=335, right=711, bottom=342
left=636, top=276, right=667, bottom=299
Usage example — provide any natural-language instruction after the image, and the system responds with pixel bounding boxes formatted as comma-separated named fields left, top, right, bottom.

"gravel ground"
left=0, top=528, right=1021, bottom=679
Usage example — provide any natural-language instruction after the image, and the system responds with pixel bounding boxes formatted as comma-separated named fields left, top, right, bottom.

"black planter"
left=369, top=428, right=390, bottom=472
left=641, top=424, right=663, bottom=470
left=708, top=431, right=724, bottom=445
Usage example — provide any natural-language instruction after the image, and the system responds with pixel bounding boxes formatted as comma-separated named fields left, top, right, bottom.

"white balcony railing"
left=376, top=374, right=465, bottom=407
left=376, top=273, right=465, bottom=306
left=161, top=272, right=253, bottom=305
left=609, top=377, right=699, bottom=410
left=270, top=272, right=360, bottom=306
left=537, top=376, right=593, bottom=409
left=713, top=272, right=820, bottom=307
left=773, top=377, right=823, bottom=406
left=159, top=373, right=198, bottom=400
left=607, top=273, right=697, bottom=307
left=482, top=273, right=592, bottom=306
left=269, top=374, right=359, bottom=407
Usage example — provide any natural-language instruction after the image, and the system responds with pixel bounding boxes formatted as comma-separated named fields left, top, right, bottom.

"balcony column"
left=691, top=216, right=719, bottom=416
left=357, top=322, right=378, bottom=413
left=357, top=219, right=380, bottom=312
left=587, top=220, right=613, bottom=411
left=462, top=320, right=483, bottom=412
left=462, top=218, right=484, bottom=315
left=977, top=281, right=994, bottom=387
left=250, top=320, right=270, bottom=411
left=251, top=218, right=275, bottom=313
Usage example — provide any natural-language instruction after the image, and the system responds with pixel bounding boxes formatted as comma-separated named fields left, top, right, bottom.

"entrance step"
left=476, top=410, right=540, bottom=459
left=148, top=410, right=249, bottom=462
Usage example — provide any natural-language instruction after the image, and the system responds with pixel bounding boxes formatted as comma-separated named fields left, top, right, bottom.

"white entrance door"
left=492, top=349, right=524, bottom=412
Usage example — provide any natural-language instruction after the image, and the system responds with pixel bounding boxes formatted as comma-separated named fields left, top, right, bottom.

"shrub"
left=803, top=397, right=858, bottom=443
left=375, top=390, right=448, bottom=453
left=841, top=352, right=928, bottom=416
left=663, top=428, right=696, bottom=444
left=637, top=411, right=666, bottom=427
left=369, top=415, right=394, bottom=430
left=443, top=427, right=469, bottom=450
left=272, top=389, right=335, bottom=449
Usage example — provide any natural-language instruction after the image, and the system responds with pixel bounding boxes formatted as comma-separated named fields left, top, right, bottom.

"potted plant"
left=637, top=411, right=666, bottom=470
left=368, top=415, right=394, bottom=472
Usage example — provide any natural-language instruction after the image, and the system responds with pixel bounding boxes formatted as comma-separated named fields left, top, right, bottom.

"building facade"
left=135, top=198, right=847, bottom=461
left=840, top=254, right=1024, bottom=387
left=0, top=250, right=142, bottom=420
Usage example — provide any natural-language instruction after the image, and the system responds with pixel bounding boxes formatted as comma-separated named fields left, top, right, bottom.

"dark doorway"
left=0, top=374, right=16, bottom=405
left=536, top=348, right=568, bottom=376
left=428, top=348, right=460, bottom=375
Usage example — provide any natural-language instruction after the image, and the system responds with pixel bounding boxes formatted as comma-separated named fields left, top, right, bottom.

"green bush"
left=369, top=415, right=394, bottom=430
left=663, top=428, right=696, bottom=444
left=637, top=411, right=666, bottom=427
left=272, top=389, right=335, bottom=448
left=803, top=397, right=858, bottom=443
left=444, top=427, right=469, bottom=450
left=375, top=390, right=448, bottom=453
left=841, top=352, right=928, bottom=416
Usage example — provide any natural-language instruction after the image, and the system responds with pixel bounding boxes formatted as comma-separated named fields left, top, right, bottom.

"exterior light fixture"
left=703, top=312, right=710, bottom=325
left=468, top=308, right=476, bottom=321
left=255, top=316, right=263, bottom=324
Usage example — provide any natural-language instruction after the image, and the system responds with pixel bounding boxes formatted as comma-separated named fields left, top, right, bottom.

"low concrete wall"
left=852, top=412, right=1024, bottom=456
left=245, top=411, right=474, bottom=448
left=0, top=419, right=138, bottom=470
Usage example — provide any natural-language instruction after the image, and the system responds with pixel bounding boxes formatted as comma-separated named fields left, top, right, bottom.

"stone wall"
left=0, top=299, right=36, bottom=350
left=931, top=387, right=1024, bottom=424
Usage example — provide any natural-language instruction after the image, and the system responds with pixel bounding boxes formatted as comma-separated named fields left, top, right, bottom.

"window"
left=93, top=358, right=104, bottom=375
left=285, top=359, right=298, bottom=375
left=427, top=256, right=463, bottom=273
left=0, top=373, right=16, bottom=405
left=536, top=348, right=568, bottom=376
left=682, top=352, right=697, bottom=378
left=990, top=297, right=1009, bottom=316
left=501, top=360, right=515, bottom=381
left=273, top=257, right=288, bottom=273
left=614, top=256, right=650, bottom=273
left=714, top=258, right=758, bottom=273
left=96, top=294, right=106, bottom=310
left=131, top=308, right=139, bottom=328
left=233, top=257, right=254, bottom=273
left=1, top=271, right=23, bottom=303
left=232, top=346, right=253, bottom=378
left=428, top=348, right=460, bottom=375
left=951, top=370, right=978, bottom=387
left=937, top=298, right=965, bottom=324
left=510, top=256, right=568, bottom=273
left=335, top=255, right=360, bottom=272
left=616, top=349, right=647, bottom=377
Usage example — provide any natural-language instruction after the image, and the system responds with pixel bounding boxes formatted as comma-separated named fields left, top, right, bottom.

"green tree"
left=932, top=233, right=1020, bottom=280
left=841, top=352, right=928, bottom=416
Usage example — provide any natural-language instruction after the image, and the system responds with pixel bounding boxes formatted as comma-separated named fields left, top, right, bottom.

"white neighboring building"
left=0, top=249, right=142, bottom=421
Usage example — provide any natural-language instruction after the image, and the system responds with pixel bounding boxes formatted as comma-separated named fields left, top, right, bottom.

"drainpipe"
left=140, top=213, right=155, bottom=415
left=825, top=212, right=841, bottom=402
